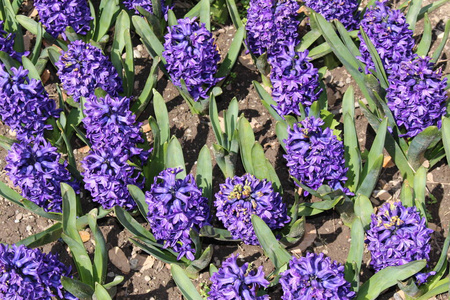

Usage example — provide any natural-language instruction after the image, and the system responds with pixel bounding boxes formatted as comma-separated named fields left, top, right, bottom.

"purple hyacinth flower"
left=0, top=21, right=27, bottom=61
left=215, top=173, right=290, bottom=245
left=82, top=146, right=144, bottom=210
left=269, top=43, right=321, bottom=116
left=5, top=137, right=78, bottom=213
left=0, top=244, right=77, bottom=300
left=246, top=0, right=300, bottom=56
left=34, top=0, right=92, bottom=40
left=145, top=168, right=210, bottom=261
left=280, top=253, right=355, bottom=299
left=366, top=201, right=435, bottom=283
left=83, top=94, right=148, bottom=160
left=163, top=17, right=222, bottom=101
left=284, top=116, right=350, bottom=196
left=123, top=0, right=169, bottom=17
left=208, top=254, right=269, bottom=300
left=0, top=64, right=59, bottom=142
left=358, top=1, right=415, bottom=73
left=304, top=0, right=359, bottom=30
left=387, top=56, right=448, bottom=138
left=56, top=40, right=122, bottom=102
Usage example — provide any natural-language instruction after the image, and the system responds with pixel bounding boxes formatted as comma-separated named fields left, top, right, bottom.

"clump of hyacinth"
left=0, top=64, right=59, bottom=141
left=215, top=173, right=290, bottom=245
left=83, top=94, right=148, bottom=160
left=145, top=168, right=210, bottom=260
left=34, top=0, right=92, bottom=39
left=366, top=201, right=434, bottom=283
left=387, top=56, right=448, bottom=138
left=0, top=244, right=77, bottom=300
left=123, top=0, right=169, bottom=17
left=304, top=0, right=359, bottom=30
left=0, top=21, right=26, bottom=61
left=358, top=0, right=415, bottom=73
left=284, top=117, right=350, bottom=196
left=269, top=43, right=321, bottom=116
left=246, top=0, right=300, bottom=56
left=163, top=18, right=221, bottom=101
left=56, top=40, right=122, bottom=102
left=208, top=254, right=269, bottom=300
left=5, top=137, right=78, bottom=213
left=280, top=253, right=355, bottom=299
left=82, top=146, right=144, bottom=210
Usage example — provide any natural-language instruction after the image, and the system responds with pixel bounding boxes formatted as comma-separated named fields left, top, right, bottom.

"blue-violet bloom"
left=0, top=64, right=59, bottom=141
left=145, top=168, right=210, bottom=260
left=284, top=116, right=350, bottom=196
left=0, top=244, right=77, bottom=300
left=163, top=17, right=221, bottom=101
left=208, top=254, right=269, bottom=300
left=5, top=137, right=78, bottom=213
left=280, top=253, right=355, bottom=299
left=215, top=173, right=290, bottom=245
left=34, top=0, right=92, bottom=39
left=56, top=40, right=122, bottom=102
left=304, top=0, right=359, bottom=30
left=387, top=56, right=448, bottom=138
left=0, top=21, right=27, bottom=61
left=366, top=201, right=435, bottom=284
left=246, top=0, right=300, bottom=56
left=269, top=43, right=321, bottom=116
left=358, top=0, right=415, bottom=73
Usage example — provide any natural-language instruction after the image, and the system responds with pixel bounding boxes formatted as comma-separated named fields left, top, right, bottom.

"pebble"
left=108, top=247, right=131, bottom=274
left=15, top=213, right=23, bottom=221
left=136, top=45, right=144, bottom=52
left=134, top=49, right=142, bottom=59
left=107, top=272, right=115, bottom=277
left=144, top=275, right=151, bottom=282
left=26, top=225, right=32, bottom=232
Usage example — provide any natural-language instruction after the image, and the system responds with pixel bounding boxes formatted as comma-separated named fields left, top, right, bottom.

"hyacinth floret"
left=208, top=254, right=269, bottom=300
left=0, top=21, right=26, bottom=61
left=284, top=116, right=350, bottom=196
left=304, top=0, right=359, bottom=30
left=0, top=244, right=77, bottom=300
left=269, top=43, right=321, bottom=116
left=56, top=40, right=122, bottom=102
left=358, top=0, right=415, bottom=73
left=366, top=201, right=434, bottom=283
left=0, top=64, right=59, bottom=141
left=145, top=168, right=210, bottom=260
left=280, top=253, right=355, bottom=299
left=387, top=56, right=448, bottom=138
left=215, top=173, right=290, bottom=245
left=82, top=146, right=143, bottom=210
left=246, top=0, right=300, bottom=56
left=83, top=94, right=148, bottom=160
left=34, top=0, right=92, bottom=39
left=123, top=0, right=169, bottom=17
left=5, top=137, right=78, bottom=213
left=163, top=18, right=221, bottom=101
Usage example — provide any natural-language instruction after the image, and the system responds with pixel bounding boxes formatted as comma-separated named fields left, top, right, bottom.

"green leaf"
left=61, top=183, right=83, bottom=244
left=153, top=89, right=170, bottom=145
left=22, top=56, right=40, bottom=80
left=166, top=137, right=186, bottom=178
left=335, top=24, right=362, bottom=61
left=150, top=0, right=163, bottom=19
left=212, top=144, right=237, bottom=178
left=345, top=217, right=364, bottom=290
left=61, top=276, right=94, bottom=299
left=185, top=245, right=213, bottom=276
left=359, top=27, right=388, bottom=88
left=224, top=97, right=239, bottom=150
left=354, top=194, right=373, bottom=229
left=253, top=81, right=283, bottom=122
left=431, top=19, right=450, bottom=64
left=216, top=26, right=244, bottom=79
left=297, top=29, right=321, bottom=52
left=356, top=260, right=428, bottom=300
left=413, top=166, right=427, bottom=221
left=171, top=264, right=203, bottom=300
left=17, top=223, right=62, bottom=248
left=252, top=215, right=291, bottom=273
left=88, top=210, right=107, bottom=285
left=196, top=145, right=213, bottom=204
left=132, top=15, right=165, bottom=60
left=127, top=184, right=149, bottom=217
left=0, top=51, right=20, bottom=70
left=30, top=22, right=43, bottom=65
left=199, top=0, right=211, bottom=31
left=225, top=0, right=244, bottom=30
left=276, top=121, right=288, bottom=152
left=111, top=10, right=130, bottom=81
left=418, top=0, right=450, bottom=19
left=401, top=180, right=414, bottom=207
left=94, top=283, right=112, bottom=300
left=406, top=0, right=423, bottom=32
left=133, top=58, right=159, bottom=117
left=0, top=180, right=24, bottom=207
left=22, top=199, right=62, bottom=221
left=238, top=117, right=255, bottom=175
left=114, top=206, right=155, bottom=241
left=209, top=95, right=224, bottom=147
left=199, top=225, right=236, bottom=241
left=167, top=9, right=178, bottom=27
left=308, top=42, right=332, bottom=60
left=94, top=0, right=119, bottom=42
left=123, top=27, right=134, bottom=96
left=361, top=118, right=387, bottom=181
left=416, top=277, right=450, bottom=300
left=442, top=117, right=450, bottom=166
left=61, top=233, right=94, bottom=288
left=407, top=126, right=441, bottom=171
left=416, top=13, right=432, bottom=56
left=343, top=89, right=361, bottom=191
left=103, top=275, right=124, bottom=289
left=0, top=134, right=16, bottom=151
left=356, top=154, right=383, bottom=198
left=130, top=237, right=181, bottom=264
